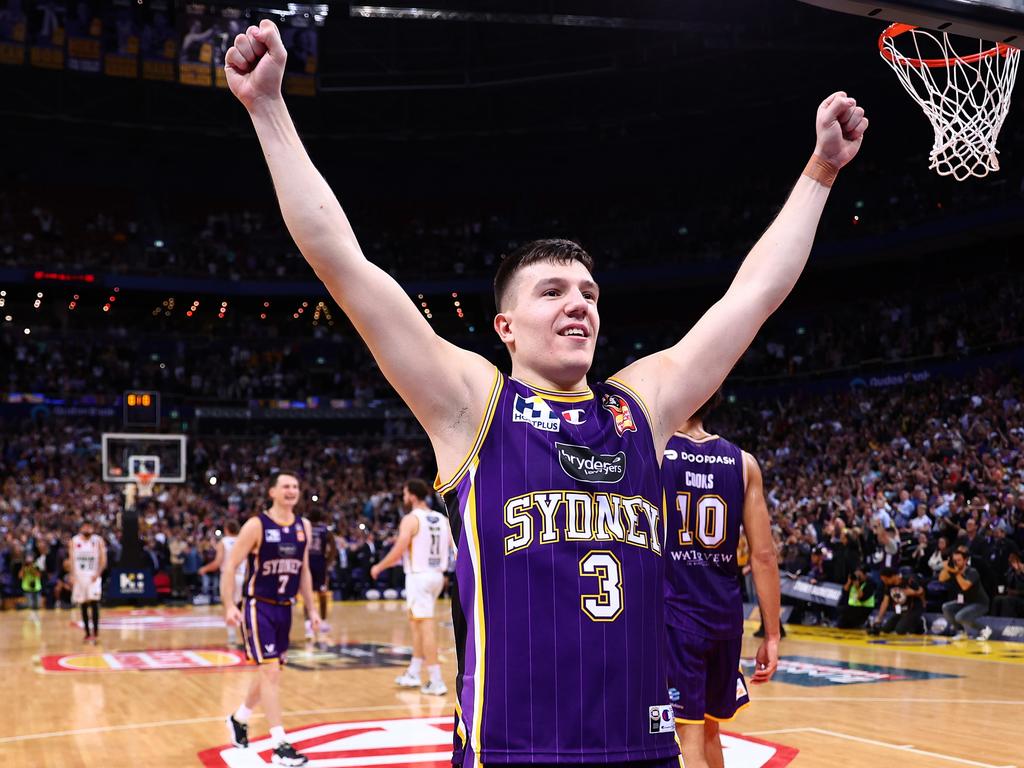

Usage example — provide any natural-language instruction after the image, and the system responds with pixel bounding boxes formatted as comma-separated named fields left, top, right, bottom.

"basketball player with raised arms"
left=663, top=392, right=781, bottom=768
left=222, top=472, right=319, bottom=767
left=371, top=478, right=454, bottom=696
left=225, top=20, right=866, bottom=767
left=198, top=518, right=245, bottom=646
left=70, top=518, right=106, bottom=644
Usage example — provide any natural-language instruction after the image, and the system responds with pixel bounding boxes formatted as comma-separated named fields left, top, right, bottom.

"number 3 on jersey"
left=579, top=550, right=623, bottom=622
left=675, top=492, right=728, bottom=549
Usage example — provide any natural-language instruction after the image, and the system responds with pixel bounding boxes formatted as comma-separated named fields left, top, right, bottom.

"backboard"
left=102, top=433, right=187, bottom=484
left=798, top=0, right=1024, bottom=42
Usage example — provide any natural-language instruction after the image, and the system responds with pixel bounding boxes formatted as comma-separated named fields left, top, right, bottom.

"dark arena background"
left=1, top=1, right=1023, bottom=766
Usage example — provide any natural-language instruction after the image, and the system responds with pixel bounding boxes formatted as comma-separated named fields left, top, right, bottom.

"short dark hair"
left=270, top=471, right=300, bottom=487
left=692, top=388, right=724, bottom=423
left=224, top=519, right=240, bottom=535
left=880, top=566, right=897, bottom=578
left=493, top=238, right=594, bottom=311
left=404, top=478, right=431, bottom=501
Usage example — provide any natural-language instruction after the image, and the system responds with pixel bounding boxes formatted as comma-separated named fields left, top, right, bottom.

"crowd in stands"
left=723, top=367, right=1024, bottom=634
left=3, top=361, right=1024, bottom=633
left=0, top=425, right=434, bottom=608
left=3, top=151, right=1024, bottom=284
left=2, top=258, right=1023, bottom=402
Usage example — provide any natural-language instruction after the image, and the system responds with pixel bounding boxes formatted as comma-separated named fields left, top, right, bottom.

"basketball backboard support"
left=102, top=433, right=187, bottom=484
left=797, top=0, right=1024, bottom=42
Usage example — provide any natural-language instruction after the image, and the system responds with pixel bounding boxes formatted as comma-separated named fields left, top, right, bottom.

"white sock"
left=234, top=704, right=252, bottom=723
left=428, top=664, right=442, bottom=683
left=270, top=725, right=287, bottom=746
left=227, top=627, right=237, bottom=643
left=408, top=657, right=423, bottom=677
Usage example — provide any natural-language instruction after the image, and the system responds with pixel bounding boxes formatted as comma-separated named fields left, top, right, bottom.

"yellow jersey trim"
left=435, top=368, right=503, bottom=495
left=672, top=432, right=721, bottom=443
left=704, top=701, right=751, bottom=723
left=511, top=376, right=594, bottom=402
left=465, top=461, right=486, bottom=764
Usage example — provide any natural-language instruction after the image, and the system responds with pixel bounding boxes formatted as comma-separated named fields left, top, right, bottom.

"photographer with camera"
left=940, top=547, right=991, bottom=641
left=868, top=567, right=925, bottom=636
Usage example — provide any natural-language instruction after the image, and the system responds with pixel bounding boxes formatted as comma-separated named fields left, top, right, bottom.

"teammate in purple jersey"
left=304, top=507, right=336, bottom=646
left=221, top=472, right=319, bottom=767
left=225, top=20, right=867, bottom=766
left=663, top=393, right=781, bottom=768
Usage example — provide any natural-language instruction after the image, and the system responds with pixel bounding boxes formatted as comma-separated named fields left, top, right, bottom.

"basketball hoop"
left=134, top=471, right=157, bottom=498
left=879, top=23, right=1020, bottom=180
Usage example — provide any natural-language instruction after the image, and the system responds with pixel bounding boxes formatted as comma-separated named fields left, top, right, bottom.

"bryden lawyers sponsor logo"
left=557, top=443, right=626, bottom=483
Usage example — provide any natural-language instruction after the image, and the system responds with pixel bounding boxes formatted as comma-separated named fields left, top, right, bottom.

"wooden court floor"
left=1, top=600, right=1021, bottom=768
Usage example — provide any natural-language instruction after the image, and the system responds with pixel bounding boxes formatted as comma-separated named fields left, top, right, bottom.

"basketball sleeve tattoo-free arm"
left=225, top=21, right=494, bottom=471
left=611, top=92, right=868, bottom=450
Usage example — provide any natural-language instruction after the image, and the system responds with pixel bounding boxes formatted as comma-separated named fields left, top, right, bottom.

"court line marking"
left=742, top=727, right=1016, bottom=768
left=0, top=701, right=451, bottom=745
left=754, top=696, right=1024, bottom=705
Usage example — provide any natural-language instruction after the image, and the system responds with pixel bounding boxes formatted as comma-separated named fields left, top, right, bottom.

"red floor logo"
left=198, top=716, right=797, bottom=768
left=40, top=648, right=246, bottom=672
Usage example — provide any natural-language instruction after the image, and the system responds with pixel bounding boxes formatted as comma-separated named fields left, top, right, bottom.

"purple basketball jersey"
left=437, top=370, right=678, bottom=766
left=663, top=435, right=745, bottom=639
left=308, top=522, right=329, bottom=571
left=245, top=512, right=307, bottom=601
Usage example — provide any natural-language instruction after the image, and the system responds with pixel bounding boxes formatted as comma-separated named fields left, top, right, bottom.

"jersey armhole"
left=435, top=367, right=504, bottom=495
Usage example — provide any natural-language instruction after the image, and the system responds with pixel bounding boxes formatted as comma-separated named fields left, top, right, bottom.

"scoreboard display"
left=123, top=391, right=160, bottom=427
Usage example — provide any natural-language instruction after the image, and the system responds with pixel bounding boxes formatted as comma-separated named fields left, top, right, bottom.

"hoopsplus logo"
left=557, top=443, right=626, bottom=483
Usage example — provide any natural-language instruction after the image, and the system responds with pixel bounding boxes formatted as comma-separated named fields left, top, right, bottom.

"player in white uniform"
left=371, top=478, right=453, bottom=695
left=69, top=519, right=107, bottom=644
left=199, top=519, right=246, bottom=646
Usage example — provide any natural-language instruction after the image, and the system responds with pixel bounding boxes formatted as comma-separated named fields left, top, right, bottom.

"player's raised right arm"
left=225, top=21, right=493, bottom=463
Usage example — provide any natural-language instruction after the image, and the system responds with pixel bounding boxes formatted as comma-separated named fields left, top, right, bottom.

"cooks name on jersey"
left=504, top=490, right=663, bottom=555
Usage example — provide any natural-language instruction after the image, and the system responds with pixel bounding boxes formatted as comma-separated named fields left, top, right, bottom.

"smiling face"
left=268, top=473, right=300, bottom=510
left=494, top=259, right=600, bottom=390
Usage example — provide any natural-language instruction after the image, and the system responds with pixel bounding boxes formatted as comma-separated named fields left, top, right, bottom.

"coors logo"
left=557, top=443, right=626, bottom=484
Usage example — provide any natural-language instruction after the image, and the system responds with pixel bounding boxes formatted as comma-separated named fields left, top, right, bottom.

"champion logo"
left=562, top=408, right=587, bottom=425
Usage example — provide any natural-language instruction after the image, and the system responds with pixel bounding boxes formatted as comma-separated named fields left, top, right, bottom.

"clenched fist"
left=225, top=19, right=287, bottom=111
left=814, top=91, right=869, bottom=171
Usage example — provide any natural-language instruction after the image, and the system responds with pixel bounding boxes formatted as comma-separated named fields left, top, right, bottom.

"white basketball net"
left=880, top=28, right=1020, bottom=181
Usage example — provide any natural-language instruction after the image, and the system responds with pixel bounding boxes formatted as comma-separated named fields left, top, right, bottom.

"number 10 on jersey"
left=675, top=491, right=728, bottom=548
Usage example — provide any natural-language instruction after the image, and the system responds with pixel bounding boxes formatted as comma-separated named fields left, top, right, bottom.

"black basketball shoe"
left=271, top=742, right=309, bottom=766
left=226, top=715, right=248, bottom=748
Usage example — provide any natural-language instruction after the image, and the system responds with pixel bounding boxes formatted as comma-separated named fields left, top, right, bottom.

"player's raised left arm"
left=614, top=93, right=867, bottom=449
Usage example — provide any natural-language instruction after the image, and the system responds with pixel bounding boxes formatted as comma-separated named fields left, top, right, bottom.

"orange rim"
left=879, top=23, right=1018, bottom=68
